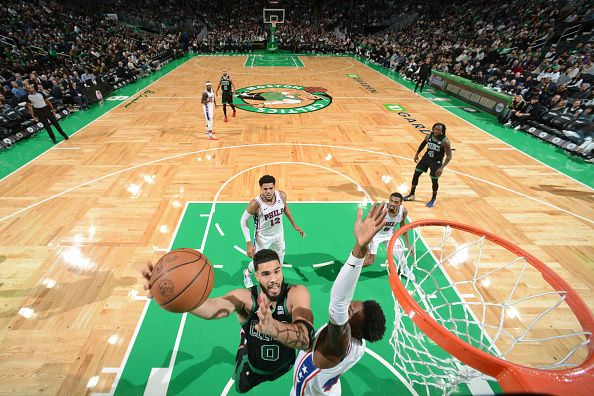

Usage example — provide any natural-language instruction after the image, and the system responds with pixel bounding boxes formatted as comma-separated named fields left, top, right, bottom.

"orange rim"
left=387, top=219, right=594, bottom=395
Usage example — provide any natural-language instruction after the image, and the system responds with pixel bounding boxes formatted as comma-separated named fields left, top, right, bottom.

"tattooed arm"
left=255, top=285, right=314, bottom=350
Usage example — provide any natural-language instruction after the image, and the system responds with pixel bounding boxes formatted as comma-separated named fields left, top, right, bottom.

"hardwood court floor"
left=0, top=55, right=592, bottom=395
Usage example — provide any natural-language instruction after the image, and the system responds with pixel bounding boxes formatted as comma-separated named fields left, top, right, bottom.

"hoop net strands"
left=386, top=220, right=593, bottom=395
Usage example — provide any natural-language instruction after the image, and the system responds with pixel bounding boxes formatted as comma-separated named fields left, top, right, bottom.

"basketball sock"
left=432, top=191, right=438, bottom=200
left=431, top=178, right=439, bottom=194
left=223, top=104, right=227, bottom=117
left=410, top=185, right=417, bottom=195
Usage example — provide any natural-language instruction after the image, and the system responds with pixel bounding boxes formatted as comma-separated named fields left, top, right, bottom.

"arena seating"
left=1, top=0, right=592, bottom=159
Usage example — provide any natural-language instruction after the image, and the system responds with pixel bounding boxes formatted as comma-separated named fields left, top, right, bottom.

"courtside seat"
left=541, top=110, right=561, bottom=124
left=15, top=106, right=29, bottom=119
left=3, top=110, right=23, bottom=123
left=550, top=114, right=574, bottom=130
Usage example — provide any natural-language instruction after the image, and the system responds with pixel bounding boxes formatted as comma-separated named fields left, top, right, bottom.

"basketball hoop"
left=387, top=219, right=594, bottom=395
left=263, top=8, right=284, bottom=27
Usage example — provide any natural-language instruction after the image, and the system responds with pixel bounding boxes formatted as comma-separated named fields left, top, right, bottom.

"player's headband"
left=205, top=81, right=212, bottom=86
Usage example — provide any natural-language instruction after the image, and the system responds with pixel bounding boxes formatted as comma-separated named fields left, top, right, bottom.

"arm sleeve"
left=328, top=252, right=364, bottom=326
left=240, top=210, right=252, bottom=242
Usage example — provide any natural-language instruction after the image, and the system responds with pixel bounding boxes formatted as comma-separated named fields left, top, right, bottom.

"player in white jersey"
left=240, top=175, right=304, bottom=288
left=364, top=192, right=415, bottom=280
left=201, top=81, right=217, bottom=140
left=290, top=203, right=387, bottom=396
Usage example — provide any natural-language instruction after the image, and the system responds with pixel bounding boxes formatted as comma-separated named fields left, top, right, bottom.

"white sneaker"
left=243, top=268, right=253, bottom=288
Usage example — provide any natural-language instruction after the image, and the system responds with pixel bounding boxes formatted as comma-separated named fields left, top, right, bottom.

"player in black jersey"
left=142, top=249, right=314, bottom=393
left=403, top=123, right=453, bottom=207
left=216, top=69, right=236, bottom=122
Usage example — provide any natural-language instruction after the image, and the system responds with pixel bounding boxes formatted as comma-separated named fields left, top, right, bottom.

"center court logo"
left=234, top=84, right=332, bottom=114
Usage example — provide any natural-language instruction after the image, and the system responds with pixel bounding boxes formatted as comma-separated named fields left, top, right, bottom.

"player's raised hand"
left=255, top=291, right=278, bottom=337
left=354, top=202, right=387, bottom=248
left=414, top=153, right=419, bottom=163
left=141, top=261, right=154, bottom=299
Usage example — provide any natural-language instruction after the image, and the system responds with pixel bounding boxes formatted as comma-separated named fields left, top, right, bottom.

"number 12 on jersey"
left=270, top=217, right=280, bottom=227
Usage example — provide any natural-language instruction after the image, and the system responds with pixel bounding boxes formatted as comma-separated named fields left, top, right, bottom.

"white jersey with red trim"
left=290, top=324, right=366, bottom=396
left=254, top=190, right=285, bottom=241
left=203, top=89, right=215, bottom=104
left=374, top=205, right=404, bottom=240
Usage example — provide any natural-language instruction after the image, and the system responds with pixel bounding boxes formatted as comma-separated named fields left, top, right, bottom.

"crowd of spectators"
left=0, top=0, right=182, bottom=116
left=190, top=0, right=401, bottom=53
left=1, top=0, right=593, bottom=158
left=345, top=0, right=593, bottom=157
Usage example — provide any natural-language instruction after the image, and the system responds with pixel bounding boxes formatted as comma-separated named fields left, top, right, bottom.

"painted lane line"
left=220, top=378, right=235, bottom=396
left=194, top=55, right=355, bottom=76
left=101, top=367, right=119, bottom=374
left=0, top=56, right=190, bottom=184
left=312, top=261, right=335, bottom=268
left=180, top=163, right=373, bottom=394
left=365, top=347, right=419, bottom=396
left=213, top=265, right=224, bottom=269
left=281, top=263, right=293, bottom=268
left=2, top=143, right=589, bottom=225
left=145, top=367, right=171, bottom=395
left=358, top=57, right=593, bottom=191
left=215, top=223, right=225, bottom=237
left=199, top=214, right=210, bottom=218
left=93, top=299, right=150, bottom=396
left=155, top=313, right=188, bottom=394
left=234, top=245, right=247, bottom=255
left=101, top=203, right=189, bottom=395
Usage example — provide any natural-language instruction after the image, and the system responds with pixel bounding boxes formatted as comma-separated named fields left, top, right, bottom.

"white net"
left=388, top=223, right=591, bottom=395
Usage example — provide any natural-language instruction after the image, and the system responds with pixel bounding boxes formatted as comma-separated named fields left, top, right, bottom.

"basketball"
left=150, top=248, right=214, bottom=313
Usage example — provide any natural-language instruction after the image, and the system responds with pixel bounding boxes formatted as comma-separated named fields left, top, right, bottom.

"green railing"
left=431, top=70, right=513, bottom=102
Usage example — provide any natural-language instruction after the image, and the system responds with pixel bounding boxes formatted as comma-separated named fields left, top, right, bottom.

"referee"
left=414, top=57, right=433, bottom=94
left=26, top=84, right=69, bottom=144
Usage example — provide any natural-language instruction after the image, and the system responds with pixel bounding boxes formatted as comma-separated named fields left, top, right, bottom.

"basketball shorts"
left=222, top=91, right=233, bottom=104
left=203, top=103, right=214, bottom=131
left=255, top=235, right=286, bottom=264
left=234, top=332, right=292, bottom=393
left=368, top=235, right=405, bottom=260
left=416, top=156, right=442, bottom=178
